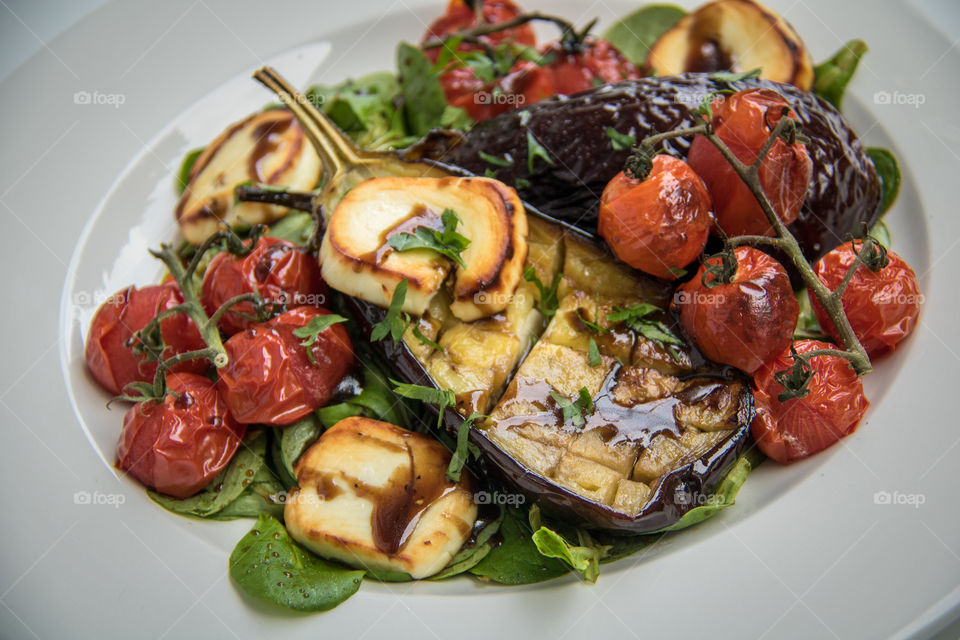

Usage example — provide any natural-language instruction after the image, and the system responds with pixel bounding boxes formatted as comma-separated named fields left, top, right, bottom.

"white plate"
left=2, top=0, right=958, bottom=638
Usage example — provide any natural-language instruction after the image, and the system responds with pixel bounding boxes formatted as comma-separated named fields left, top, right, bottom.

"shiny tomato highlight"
left=202, top=236, right=327, bottom=336
left=598, top=155, right=712, bottom=280
left=811, top=241, right=921, bottom=357
left=117, top=372, right=245, bottom=498
left=217, top=307, right=354, bottom=426
left=751, top=339, right=869, bottom=464
left=676, top=247, right=798, bottom=374
left=687, top=89, right=813, bottom=237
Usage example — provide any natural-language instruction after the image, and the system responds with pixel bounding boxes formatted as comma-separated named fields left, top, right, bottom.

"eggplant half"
left=254, top=68, right=752, bottom=533
left=406, top=73, right=882, bottom=264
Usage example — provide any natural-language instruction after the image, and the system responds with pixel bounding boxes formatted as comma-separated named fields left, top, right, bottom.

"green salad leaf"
left=398, top=42, right=473, bottom=136
left=794, top=288, right=826, bottom=340
left=601, top=5, right=686, bottom=66
left=469, top=507, right=570, bottom=584
left=866, top=147, right=901, bottom=215
left=431, top=506, right=505, bottom=580
left=447, top=412, right=485, bottom=482
left=229, top=515, right=364, bottom=611
left=813, top=39, right=868, bottom=110
left=606, top=127, right=636, bottom=151
left=278, top=413, right=323, bottom=484
left=530, top=526, right=610, bottom=583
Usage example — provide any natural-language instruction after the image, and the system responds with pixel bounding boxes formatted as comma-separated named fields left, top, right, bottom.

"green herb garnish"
left=606, top=127, right=636, bottom=151
left=388, top=208, right=471, bottom=268
left=606, top=303, right=683, bottom=347
left=292, top=314, right=348, bottom=365
left=370, top=279, right=410, bottom=343
left=447, top=412, right=486, bottom=482
left=587, top=337, right=602, bottom=367
left=526, top=130, right=554, bottom=173
left=412, top=324, right=444, bottom=353
left=549, top=387, right=594, bottom=428
left=391, top=380, right=455, bottom=428
left=478, top=150, right=513, bottom=167
left=523, top=267, right=562, bottom=322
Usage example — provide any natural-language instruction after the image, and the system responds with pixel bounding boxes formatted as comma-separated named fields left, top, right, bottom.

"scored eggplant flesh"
left=347, top=216, right=752, bottom=532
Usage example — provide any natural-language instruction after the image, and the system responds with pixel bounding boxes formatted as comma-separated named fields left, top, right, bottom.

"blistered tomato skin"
left=423, top=0, right=535, bottom=57
left=117, top=373, right=245, bottom=498
left=85, top=282, right=208, bottom=395
left=201, top=236, right=327, bottom=336
left=811, top=242, right=921, bottom=358
left=598, top=155, right=712, bottom=280
left=751, top=340, right=869, bottom=464
left=547, top=39, right=641, bottom=96
left=687, top=89, right=813, bottom=237
left=676, top=247, right=798, bottom=374
left=217, top=307, right=354, bottom=426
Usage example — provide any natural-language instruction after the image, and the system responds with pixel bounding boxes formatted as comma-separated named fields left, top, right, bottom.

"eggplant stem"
left=252, top=66, right=365, bottom=181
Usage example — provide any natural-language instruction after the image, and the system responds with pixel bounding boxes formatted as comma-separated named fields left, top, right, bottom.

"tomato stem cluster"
left=631, top=110, right=875, bottom=384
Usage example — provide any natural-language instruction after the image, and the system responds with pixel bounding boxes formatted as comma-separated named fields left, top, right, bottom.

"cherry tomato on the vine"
left=117, top=372, right=245, bottom=498
left=201, top=236, right=327, bottom=336
left=687, top=88, right=813, bottom=237
left=85, top=282, right=207, bottom=395
left=598, top=155, right=712, bottom=280
left=751, top=339, right=869, bottom=464
left=676, top=247, right=798, bottom=373
left=811, top=241, right=921, bottom=357
left=217, top=306, right=354, bottom=426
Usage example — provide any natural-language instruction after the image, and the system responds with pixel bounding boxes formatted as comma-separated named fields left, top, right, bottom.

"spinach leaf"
left=176, top=147, right=204, bottom=194
left=209, top=460, right=286, bottom=521
left=601, top=5, right=686, bottom=66
left=278, top=413, right=323, bottom=482
left=813, top=39, right=868, bottom=110
left=469, top=507, right=569, bottom=584
left=398, top=43, right=474, bottom=136
left=229, top=515, right=364, bottom=612
left=267, top=211, right=314, bottom=245
left=866, top=147, right=900, bottom=215
left=652, top=448, right=764, bottom=533
left=870, top=219, right=892, bottom=250
left=148, top=430, right=272, bottom=519
left=794, top=288, right=826, bottom=340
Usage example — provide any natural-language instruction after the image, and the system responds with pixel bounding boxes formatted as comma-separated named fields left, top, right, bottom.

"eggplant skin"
left=407, top=74, right=881, bottom=264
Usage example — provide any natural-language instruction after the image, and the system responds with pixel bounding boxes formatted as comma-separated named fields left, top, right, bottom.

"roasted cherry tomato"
left=217, top=306, right=354, bottom=426
left=117, top=372, right=245, bottom=498
left=676, top=247, right=798, bottom=374
left=598, top=155, right=712, bottom=280
left=439, top=60, right=555, bottom=121
left=546, top=39, right=640, bottom=96
left=751, top=339, right=869, bottom=464
left=201, top=236, right=327, bottom=336
left=422, top=0, right=536, bottom=61
left=811, top=241, right=921, bottom=357
left=85, top=282, right=207, bottom=395
left=687, top=89, right=813, bottom=237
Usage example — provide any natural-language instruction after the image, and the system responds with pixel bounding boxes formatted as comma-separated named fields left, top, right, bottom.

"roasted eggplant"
left=406, top=74, right=881, bottom=264
left=254, top=67, right=753, bottom=533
